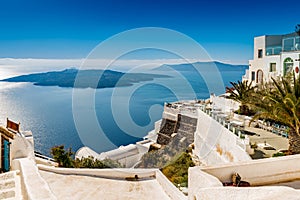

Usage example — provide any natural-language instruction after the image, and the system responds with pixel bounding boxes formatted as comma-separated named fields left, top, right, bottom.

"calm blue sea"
left=0, top=69, right=245, bottom=156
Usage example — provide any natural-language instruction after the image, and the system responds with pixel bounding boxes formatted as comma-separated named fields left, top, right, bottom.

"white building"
left=243, top=32, right=300, bottom=85
left=76, top=140, right=154, bottom=168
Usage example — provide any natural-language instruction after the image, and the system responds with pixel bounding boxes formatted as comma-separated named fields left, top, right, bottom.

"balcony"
left=282, top=36, right=300, bottom=52
left=266, top=46, right=282, bottom=56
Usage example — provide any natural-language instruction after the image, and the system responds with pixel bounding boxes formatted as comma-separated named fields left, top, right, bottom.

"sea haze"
left=0, top=62, right=248, bottom=156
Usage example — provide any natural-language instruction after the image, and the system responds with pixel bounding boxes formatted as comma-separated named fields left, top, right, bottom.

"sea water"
left=0, top=69, right=245, bottom=156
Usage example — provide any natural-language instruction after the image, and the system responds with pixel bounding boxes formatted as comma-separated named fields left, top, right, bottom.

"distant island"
left=155, top=61, right=248, bottom=72
left=1, top=68, right=170, bottom=89
left=1, top=62, right=248, bottom=89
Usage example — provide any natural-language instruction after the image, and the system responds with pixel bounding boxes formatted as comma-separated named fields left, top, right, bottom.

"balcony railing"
left=266, top=46, right=282, bottom=56
left=265, top=37, right=300, bottom=55
left=283, top=36, right=300, bottom=52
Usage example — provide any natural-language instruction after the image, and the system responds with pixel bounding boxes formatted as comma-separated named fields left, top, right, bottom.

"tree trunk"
left=288, top=129, right=300, bottom=154
left=240, top=104, right=249, bottom=115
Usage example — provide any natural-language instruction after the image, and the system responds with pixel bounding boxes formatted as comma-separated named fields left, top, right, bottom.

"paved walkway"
left=245, top=126, right=289, bottom=158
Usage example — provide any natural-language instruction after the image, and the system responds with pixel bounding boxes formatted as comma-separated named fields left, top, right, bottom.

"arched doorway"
left=256, top=70, right=263, bottom=84
left=284, top=57, right=293, bottom=76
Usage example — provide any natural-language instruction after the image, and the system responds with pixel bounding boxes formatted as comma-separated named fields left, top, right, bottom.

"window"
left=283, top=38, right=295, bottom=51
left=296, top=37, right=300, bottom=51
left=258, top=49, right=263, bottom=58
left=251, top=71, right=255, bottom=81
left=270, top=63, right=276, bottom=72
left=273, top=47, right=282, bottom=55
left=266, top=48, right=272, bottom=56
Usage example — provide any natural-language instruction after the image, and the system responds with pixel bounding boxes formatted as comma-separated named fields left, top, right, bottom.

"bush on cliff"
left=50, top=145, right=123, bottom=168
left=161, top=152, right=195, bottom=187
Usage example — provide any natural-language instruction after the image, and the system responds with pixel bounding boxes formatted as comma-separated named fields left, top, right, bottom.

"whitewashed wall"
left=189, top=154, right=300, bottom=200
left=12, top=158, right=56, bottom=200
left=193, top=110, right=251, bottom=166
left=210, top=94, right=239, bottom=114
left=199, top=154, right=300, bottom=186
left=11, top=133, right=35, bottom=161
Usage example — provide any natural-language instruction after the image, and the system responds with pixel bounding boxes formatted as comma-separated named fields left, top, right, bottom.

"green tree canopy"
left=227, top=80, right=255, bottom=115
left=50, top=145, right=74, bottom=168
left=250, top=73, right=300, bottom=154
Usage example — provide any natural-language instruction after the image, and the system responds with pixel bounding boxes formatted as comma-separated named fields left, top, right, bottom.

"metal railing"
left=34, top=151, right=56, bottom=162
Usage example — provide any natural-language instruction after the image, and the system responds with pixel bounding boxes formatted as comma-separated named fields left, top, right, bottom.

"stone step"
left=0, top=171, right=21, bottom=200
left=0, top=180, right=15, bottom=190
left=0, top=188, right=15, bottom=199
left=0, top=172, right=14, bottom=180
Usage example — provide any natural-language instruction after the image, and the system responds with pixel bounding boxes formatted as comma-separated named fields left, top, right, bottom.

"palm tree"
left=250, top=73, right=300, bottom=154
left=227, top=80, right=255, bottom=115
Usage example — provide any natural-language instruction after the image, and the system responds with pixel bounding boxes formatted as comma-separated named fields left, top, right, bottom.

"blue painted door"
left=3, top=139, right=10, bottom=172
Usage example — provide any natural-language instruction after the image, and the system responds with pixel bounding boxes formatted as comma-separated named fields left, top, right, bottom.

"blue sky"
left=0, top=0, right=299, bottom=64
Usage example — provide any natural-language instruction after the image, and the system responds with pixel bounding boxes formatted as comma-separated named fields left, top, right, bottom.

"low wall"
left=199, top=154, right=300, bottom=186
left=210, top=94, right=239, bottom=113
left=155, top=170, right=187, bottom=200
left=194, top=186, right=300, bottom=200
left=188, top=167, right=222, bottom=200
left=38, top=165, right=186, bottom=200
left=35, top=157, right=58, bottom=167
left=194, top=110, right=251, bottom=165
left=11, top=158, right=56, bottom=200
left=38, top=164, right=157, bottom=179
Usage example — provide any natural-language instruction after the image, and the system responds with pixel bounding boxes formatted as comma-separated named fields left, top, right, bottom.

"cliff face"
left=157, top=119, right=177, bottom=145
left=157, top=114, right=197, bottom=147
left=137, top=112, right=198, bottom=168
left=176, top=115, right=198, bottom=145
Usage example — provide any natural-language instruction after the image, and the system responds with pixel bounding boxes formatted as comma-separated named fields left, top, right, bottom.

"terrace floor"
left=39, top=170, right=172, bottom=200
left=39, top=170, right=170, bottom=200
left=244, top=126, right=289, bottom=158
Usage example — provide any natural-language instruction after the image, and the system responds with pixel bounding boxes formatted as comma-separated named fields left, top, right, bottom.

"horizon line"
left=0, top=57, right=248, bottom=66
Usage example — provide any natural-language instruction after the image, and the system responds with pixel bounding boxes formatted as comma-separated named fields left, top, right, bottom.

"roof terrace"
left=265, top=33, right=300, bottom=56
left=37, top=164, right=186, bottom=200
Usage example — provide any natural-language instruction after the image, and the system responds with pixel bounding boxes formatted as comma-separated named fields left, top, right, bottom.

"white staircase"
left=0, top=171, right=21, bottom=200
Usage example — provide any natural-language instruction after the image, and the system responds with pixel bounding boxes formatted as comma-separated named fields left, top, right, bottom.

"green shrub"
left=50, top=145, right=74, bottom=168
left=51, top=145, right=123, bottom=168
left=161, top=152, right=195, bottom=187
left=74, top=156, right=123, bottom=168
left=272, top=152, right=286, bottom=157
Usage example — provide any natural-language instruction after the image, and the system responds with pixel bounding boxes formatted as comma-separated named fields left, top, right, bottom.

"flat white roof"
left=99, top=144, right=139, bottom=160
left=39, top=170, right=173, bottom=200
left=75, top=146, right=99, bottom=159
